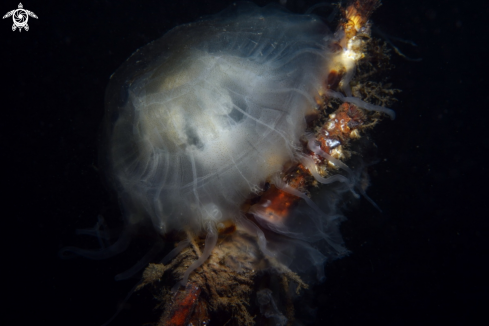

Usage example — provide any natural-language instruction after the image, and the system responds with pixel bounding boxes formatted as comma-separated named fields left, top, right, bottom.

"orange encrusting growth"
left=317, top=103, right=366, bottom=154
left=327, top=0, right=380, bottom=89
left=254, top=164, right=309, bottom=223
left=342, top=0, right=380, bottom=39
left=166, top=283, right=206, bottom=326
left=249, top=102, right=367, bottom=223
left=326, top=69, right=344, bottom=90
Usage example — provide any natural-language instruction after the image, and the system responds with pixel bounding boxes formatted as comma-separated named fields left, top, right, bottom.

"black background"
left=2, top=0, right=486, bottom=325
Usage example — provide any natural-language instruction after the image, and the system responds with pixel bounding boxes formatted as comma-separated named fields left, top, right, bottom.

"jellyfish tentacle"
left=180, top=221, right=218, bottom=286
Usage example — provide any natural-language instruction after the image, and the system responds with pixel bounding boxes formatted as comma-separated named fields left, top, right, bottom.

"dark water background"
left=2, top=0, right=486, bottom=325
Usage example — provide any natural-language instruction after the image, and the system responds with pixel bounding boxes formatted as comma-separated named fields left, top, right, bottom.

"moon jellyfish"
left=66, top=1, right=399, bottom=324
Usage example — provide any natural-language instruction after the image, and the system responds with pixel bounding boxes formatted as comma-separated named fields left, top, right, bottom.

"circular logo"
left=13, top=9, right=27, bottom=27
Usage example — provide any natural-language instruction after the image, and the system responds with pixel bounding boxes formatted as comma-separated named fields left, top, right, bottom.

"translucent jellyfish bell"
left=102, top=3, right=334, bottom=237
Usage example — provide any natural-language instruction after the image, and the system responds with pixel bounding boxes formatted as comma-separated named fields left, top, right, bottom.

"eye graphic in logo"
left=3, top=3, right=38, bottom=32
